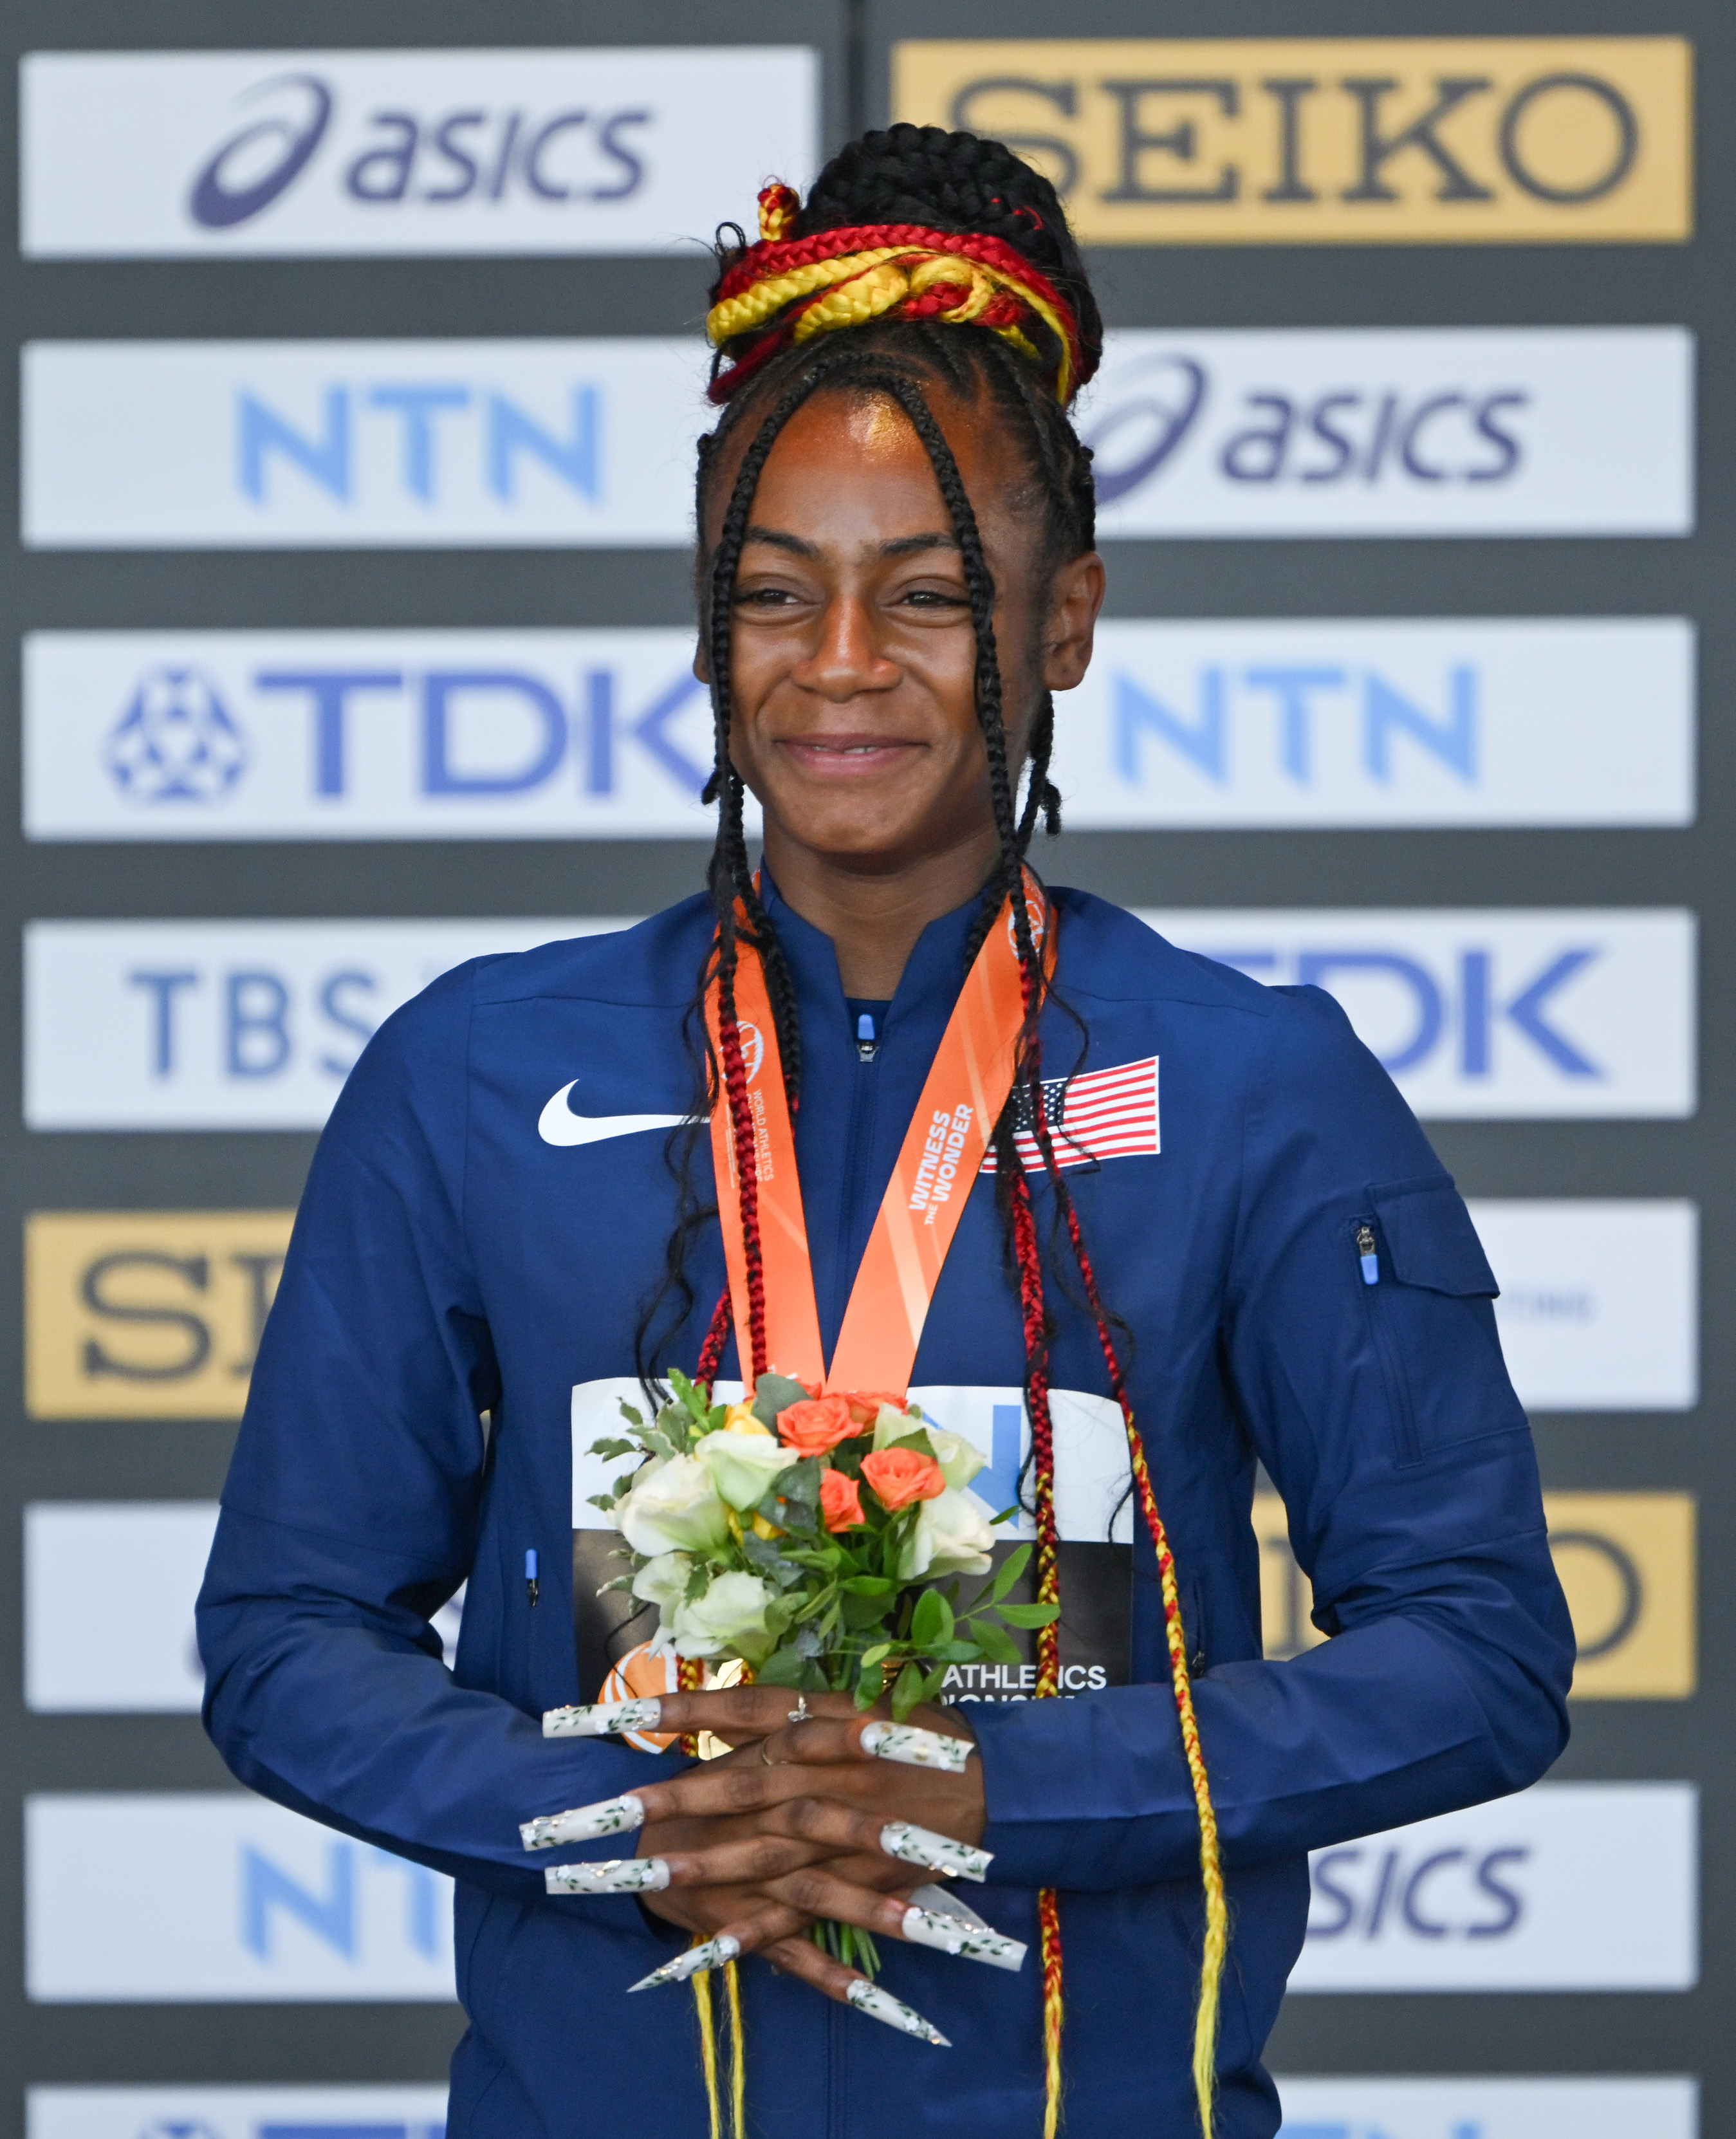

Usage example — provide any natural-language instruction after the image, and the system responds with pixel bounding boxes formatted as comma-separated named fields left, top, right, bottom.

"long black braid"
left=635, top=130, right=1103, bottom=1396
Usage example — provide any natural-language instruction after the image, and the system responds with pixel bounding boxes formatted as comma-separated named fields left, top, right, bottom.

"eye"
left=897, top=586, right=970, bottom=609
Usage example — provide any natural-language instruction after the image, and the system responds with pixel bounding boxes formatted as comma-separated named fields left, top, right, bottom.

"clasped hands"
left=628, top=1685, right=985, bottom=2006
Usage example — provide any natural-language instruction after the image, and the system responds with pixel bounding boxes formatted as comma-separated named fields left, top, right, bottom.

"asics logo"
left=537, top=1082, right=685, bottom=1148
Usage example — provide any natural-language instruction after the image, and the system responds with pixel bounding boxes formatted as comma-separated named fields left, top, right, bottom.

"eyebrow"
left=740, top=526, right=962, bottom=560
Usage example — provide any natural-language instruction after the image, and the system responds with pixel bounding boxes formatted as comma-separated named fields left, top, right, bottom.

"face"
left=697, top=380, right=1103, bottom=882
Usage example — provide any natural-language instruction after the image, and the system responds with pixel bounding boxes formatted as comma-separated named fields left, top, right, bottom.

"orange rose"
left=777, top=1394, right=861, bottom=1456
left=860, top=1446, right=946, bottom=1514
left=844, top=1390, right=907, bottom=1426
left=820, top=1468, right=866, bottom=1532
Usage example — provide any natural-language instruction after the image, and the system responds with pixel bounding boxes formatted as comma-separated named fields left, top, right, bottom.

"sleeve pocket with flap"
left=1353, top=1174, right=1526, bottom=1465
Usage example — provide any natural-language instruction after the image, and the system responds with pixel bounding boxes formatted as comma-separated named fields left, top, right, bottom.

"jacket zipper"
left=1354, top=1219, right=1420, bottom=1465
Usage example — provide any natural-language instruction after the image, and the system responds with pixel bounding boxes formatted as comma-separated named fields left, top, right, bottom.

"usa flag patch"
left=981, top=1056, right=1161, bottom=1173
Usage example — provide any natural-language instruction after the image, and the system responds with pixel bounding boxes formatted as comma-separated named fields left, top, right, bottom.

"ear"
left=1041, top=552, right=1106, bottom=693
left=694, top=636, right=711, bottom=685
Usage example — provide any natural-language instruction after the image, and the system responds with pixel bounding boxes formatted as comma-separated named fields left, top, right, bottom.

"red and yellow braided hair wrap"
left=705, top=182, right=1091, bottom=409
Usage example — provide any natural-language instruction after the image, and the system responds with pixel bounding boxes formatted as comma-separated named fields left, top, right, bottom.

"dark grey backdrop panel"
left=866, top=0, right=1724, bottom=2123
left=3, top=0, right=1726, bottom=2130
left=0, top=1, right=848, bottom=2127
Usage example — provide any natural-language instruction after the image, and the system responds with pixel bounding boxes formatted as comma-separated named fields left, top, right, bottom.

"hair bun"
left=800, top=124, right=1102, bottom=375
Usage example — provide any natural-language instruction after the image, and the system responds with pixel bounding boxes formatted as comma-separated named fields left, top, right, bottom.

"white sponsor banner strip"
left=1271, top=2076, right=1697, bottom=2138
left=1289, top=1781, right=1696, bottom=1991
left=24, top=918, right=628, bottom=1131
left=28, top=2086, right=447, bottom=2139
left=1470, top=1201, right=1697, bottom=1412
left=28, top=2086, right=448, bottom=2139
left=21, top=46, right=817, bottom=260
left=23, top=627, right=735, bottom=840
left=24, top=1503, right=462, bottom=1711
left=26, top=911, right=1693, bottom=1129
left=23, top=339, right=708, bottom=548
left=1083, top=326, right=1692, bottom=537
left=1140, top=908, right=1695, bottom=1119
left=1058, top=618, right=1694, bottom=828
left=28, top=1793, right=457, bottom=2001
left=22, top=618, right=1693, bottom=841
left=23, top=326, right=1693, bottom=549
left=26, top=1503, right=215, bottom=1712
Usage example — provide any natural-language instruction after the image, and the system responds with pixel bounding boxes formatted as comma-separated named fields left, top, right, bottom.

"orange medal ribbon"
left=705, top=875, right=1053, bottom=1394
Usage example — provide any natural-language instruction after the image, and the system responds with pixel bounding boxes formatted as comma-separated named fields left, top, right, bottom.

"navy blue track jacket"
left=199, top=880, right=1573, bottom=2138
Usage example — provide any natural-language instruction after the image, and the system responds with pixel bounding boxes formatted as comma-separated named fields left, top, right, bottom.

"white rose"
left=618, top=1456, right=731, bottom=1558
left=696, top=1427, right=799, bottom=1514
left=669, top=1571, right=787, bottom=1664
left=895, top=1486, right=996, bottom=1582
left=630, top=1551, right=692, bottom=1615
left=873, top=1406, right=986, bottom=1492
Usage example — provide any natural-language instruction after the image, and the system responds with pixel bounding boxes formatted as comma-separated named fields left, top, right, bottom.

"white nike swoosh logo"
left=538, top=1082, right=687, bottom=1148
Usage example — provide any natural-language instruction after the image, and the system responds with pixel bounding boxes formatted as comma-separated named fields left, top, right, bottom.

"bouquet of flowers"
left=585, top=1369, right=1057, bottom=1967
left=590, top=1368, right=1056, bottom=1714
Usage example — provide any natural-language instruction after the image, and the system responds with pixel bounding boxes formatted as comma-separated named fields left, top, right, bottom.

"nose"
left=791, top=591, right=900, bottom=703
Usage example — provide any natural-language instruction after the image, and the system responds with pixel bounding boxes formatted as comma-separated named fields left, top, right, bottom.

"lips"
left=780, top=733, right=922, bottom=775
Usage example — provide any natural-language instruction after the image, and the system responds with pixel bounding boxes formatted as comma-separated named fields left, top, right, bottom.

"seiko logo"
left=894, top=38, right=1691, bottom=245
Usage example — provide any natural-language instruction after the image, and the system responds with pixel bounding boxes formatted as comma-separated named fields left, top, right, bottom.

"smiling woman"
left=198, top=122, right=1573, bottom=2139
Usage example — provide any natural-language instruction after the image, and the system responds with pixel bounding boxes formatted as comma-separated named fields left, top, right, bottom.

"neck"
left=760, top=819, right=1004, bottom=995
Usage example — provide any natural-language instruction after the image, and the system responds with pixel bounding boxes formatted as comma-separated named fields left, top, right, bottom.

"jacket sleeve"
left=970, top=983, right=1574, bottom=1893
left=196, top=965, right=673, bottom=1896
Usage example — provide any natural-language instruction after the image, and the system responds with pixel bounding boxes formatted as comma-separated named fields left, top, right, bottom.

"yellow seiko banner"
left=892, top=39, right=1691, bottom=244
left=1253, top=1491, right=1695, bottom=1698
left=25, top=1210, right=295, bottom=1419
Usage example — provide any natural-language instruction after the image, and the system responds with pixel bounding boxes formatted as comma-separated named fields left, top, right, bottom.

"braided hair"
left=636, top=125, right=1228, bottom=2138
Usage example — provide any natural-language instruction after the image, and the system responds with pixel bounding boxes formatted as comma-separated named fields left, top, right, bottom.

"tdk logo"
left=1140, top=909, right=1695, bottom=1120
left=105, top=668, right=248, bottom=802
left=100, top=658, right=707, bottom=808
left=189, top=71, right=649, bottom=230
left=1089, top=353, right=1526, bottom=503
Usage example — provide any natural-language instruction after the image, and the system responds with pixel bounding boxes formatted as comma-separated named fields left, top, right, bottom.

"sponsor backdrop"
left=2, top=1, right=1730, bottom=2135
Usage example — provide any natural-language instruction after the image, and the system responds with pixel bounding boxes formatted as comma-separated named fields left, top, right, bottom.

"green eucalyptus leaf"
left=616, top=1403, right=645, bottom=1429
left=841, top=1575, right=894, bottom=1597
left=997, top=1601, right=1062, bottom=1629
left=974, top=1618, right=1022, bottom=1666
left=753, top=1647, right=809, bottom=1689
left=910, top=1589, right=945, bottom=1649
left=889, top=1662, right=926, bottom=1723
left=752, top=1372, right=811, bottom=1428
left=584, top=1492, right=618, bottom=1514
left=586, top=1436, right=637, bottom=1460
left=983, top=1544, right=1032, bottom=1605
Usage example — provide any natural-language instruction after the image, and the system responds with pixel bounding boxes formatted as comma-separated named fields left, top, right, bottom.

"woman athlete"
left=199, top=125, right=1573, bottom=2139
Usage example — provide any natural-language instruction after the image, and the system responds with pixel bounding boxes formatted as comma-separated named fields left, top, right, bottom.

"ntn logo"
left=238, top=384, right=600, bottom=503
left=107, top=663, right=708, bottom=801
left=1084, top=354, right=1527, bottom=500
left=1115, top=663, right=1475, bottom=785
left=191, top=69, right=650, bottom=228
left=1308, top=1841, right=1528, bottom=1940
left=1195, top=942, right=1601, bottom=1077
left=243, top=1839, right=441, bottom=1962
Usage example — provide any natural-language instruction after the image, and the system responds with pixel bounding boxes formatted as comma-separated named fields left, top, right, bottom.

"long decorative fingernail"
left=860, top=1721, right=974, bottom=1773
left=628, top=1934, right=741, bottom=1991
left=544, top=1856, right=670, bottom=1895
left=521, top=1793, right=644, bottom=1850
left=846, top=1979, right=950, bottom=2046
left=543, top=1696, right=663, bottom=1739
left=880, top=1820, right=992, bottom=1884
left=901, top=1905, right=1026, bottom=1972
